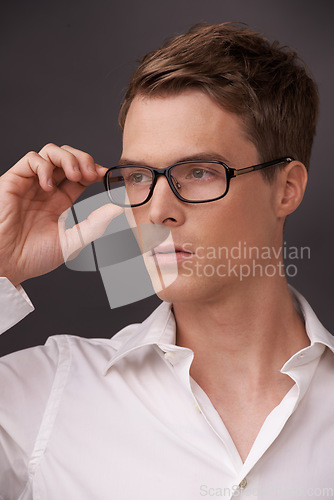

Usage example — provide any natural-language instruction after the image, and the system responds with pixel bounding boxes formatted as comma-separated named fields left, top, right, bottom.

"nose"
left=147, top=175, right=185, bottom=226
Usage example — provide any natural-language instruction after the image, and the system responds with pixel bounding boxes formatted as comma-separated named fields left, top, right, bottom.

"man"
left=0, top=22, right=333, bottom=499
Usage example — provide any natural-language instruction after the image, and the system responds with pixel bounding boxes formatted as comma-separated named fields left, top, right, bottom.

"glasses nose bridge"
left=151, top=166, right=176, bottom=197
left=153, top=166, right=171, bottom=179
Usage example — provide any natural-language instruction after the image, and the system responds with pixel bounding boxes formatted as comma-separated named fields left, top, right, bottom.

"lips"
left=151, top=244, right=193, bottom=256
left=147, top=244, right=193, bottom=267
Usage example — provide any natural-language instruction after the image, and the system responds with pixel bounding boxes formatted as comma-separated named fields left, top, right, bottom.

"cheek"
left=203, top=184, right=276, bottom=247
left=233, top=191, right=276, bottom=245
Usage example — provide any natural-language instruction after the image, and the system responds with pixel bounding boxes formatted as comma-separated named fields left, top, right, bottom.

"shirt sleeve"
left=0, top=338, right=60, bottom=499
left=0, top=277, right=35, bottom=335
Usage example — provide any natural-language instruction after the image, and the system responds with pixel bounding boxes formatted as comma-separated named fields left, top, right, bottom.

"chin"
left=145, top=257, right=234, bottom=304
left=154, top=274, right=216, bottom=304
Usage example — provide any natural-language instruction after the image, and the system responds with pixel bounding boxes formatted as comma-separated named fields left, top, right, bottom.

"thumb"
left=59, top=204, right=124, bottom=262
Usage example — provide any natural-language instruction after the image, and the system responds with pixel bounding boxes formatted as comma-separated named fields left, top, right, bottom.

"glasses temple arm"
left=231, top=157, right=294, bottom=178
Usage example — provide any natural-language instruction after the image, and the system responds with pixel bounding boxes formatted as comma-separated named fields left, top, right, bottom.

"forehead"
left=122, top=91, right=258, bottom=167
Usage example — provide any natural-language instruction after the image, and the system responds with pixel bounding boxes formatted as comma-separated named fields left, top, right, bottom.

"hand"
left=0, top=144, right=123, bottom=286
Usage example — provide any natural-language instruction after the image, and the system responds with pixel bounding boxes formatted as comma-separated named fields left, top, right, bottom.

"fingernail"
left=48, top=178, right=54, bottom=188
left=73, top=165, right=80, bottom=172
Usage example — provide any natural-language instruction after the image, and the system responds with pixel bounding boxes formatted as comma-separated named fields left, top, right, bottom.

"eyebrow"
left=118, top=153, right=230, bottom=167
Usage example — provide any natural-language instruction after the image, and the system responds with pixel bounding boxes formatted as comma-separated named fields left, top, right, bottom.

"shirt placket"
left=157, top=344, right=245, bottom=495
left=156, top=341, right=326, bottom=500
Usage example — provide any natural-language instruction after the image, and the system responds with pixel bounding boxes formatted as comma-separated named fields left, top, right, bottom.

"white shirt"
left=0, top=277, right=334, bottom=500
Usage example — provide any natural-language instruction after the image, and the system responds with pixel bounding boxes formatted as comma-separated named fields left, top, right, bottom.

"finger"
left=10, top=151, right=58, bottom=192
left=60, top=145, right=98, bottom=182
left=38, top=143, right=85, bottom=184
left=56, top=164, right=108, bottom=203
left=6, top=146, right=106, bottom=199
left=59, top=203, right=124, bottom=262
left=57, top=163, right=106, bottom=187
left=52, top=168, right=67, bottom=186
left=95, top=164, right=108, bottom=180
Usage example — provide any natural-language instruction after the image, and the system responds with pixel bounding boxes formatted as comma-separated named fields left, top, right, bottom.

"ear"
left=275, top=161, right=308, bottom=218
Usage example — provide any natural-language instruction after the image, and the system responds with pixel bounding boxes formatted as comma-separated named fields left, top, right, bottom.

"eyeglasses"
left=104, top=156, right=294, bottom=207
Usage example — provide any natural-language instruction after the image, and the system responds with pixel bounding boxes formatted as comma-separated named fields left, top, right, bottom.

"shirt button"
left=239, top=478, right=247, bottom=489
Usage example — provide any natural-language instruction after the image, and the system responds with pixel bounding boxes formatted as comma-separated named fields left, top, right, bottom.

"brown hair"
left=119, top=22, right=319, bottom=180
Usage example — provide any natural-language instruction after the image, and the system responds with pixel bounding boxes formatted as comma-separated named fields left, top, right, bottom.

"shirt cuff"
left=0, top=277, right=35, bottom=335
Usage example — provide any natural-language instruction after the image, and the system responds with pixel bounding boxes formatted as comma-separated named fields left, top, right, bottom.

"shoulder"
left=0, top=300, right=172, bottom=409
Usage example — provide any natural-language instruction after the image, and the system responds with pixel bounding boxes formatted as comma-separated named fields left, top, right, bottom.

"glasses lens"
left=107, top=166, right=153, bottom=207
left=170, top=162, right=227, bottom=201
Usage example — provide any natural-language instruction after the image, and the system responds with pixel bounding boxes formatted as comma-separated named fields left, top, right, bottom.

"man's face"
left=121, top=90, right=281, bottom=304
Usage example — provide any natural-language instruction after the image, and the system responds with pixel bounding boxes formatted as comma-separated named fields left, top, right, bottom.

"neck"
left=173, top=276, right=309, bottom=387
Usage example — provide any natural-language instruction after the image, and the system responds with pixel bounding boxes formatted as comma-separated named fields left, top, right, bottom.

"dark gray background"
left=0, top=0, right=333, bottom=356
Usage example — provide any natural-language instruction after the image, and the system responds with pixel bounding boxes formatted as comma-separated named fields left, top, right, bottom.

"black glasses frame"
left=104, top=156, right=294, bottom=207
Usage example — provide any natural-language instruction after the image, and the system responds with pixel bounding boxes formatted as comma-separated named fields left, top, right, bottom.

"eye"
left=124, top=169, right=152, bottom=185
left=132, top=173, right=145, bottom=183
left=192, top=168, right=207, bottom=178
left=188, top=167, right=216, bottom=180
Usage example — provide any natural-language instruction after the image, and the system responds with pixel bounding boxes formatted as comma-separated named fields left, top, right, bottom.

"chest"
left=204, top=380, right=296, bottom=463
left=29, top=354, right=334, bottom=499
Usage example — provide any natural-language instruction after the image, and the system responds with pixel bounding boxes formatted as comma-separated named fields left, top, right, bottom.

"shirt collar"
left=282, top=286, right=334, bottom=367
left=278, top=286, right=334, bottom=405
left=103, top=287, right=334, bottom=375
left=103, top=301, right=175, bottom=374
